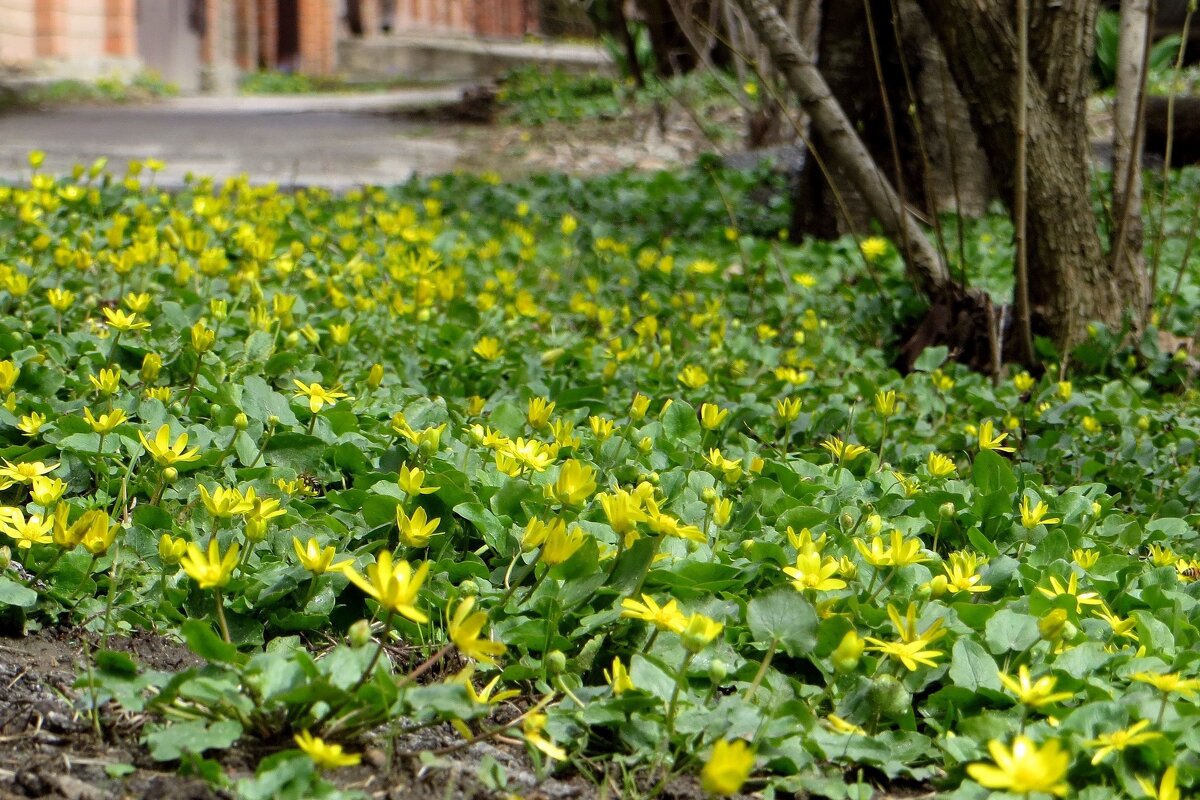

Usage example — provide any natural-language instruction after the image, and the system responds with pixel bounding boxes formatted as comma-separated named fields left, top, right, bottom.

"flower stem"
left=213, top=588, right=231, bottom=643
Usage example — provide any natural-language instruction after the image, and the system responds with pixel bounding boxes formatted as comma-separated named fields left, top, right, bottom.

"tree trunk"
left=917, top=0, right=1147, bottom=348
left=793, top=1, right=992, bottom=241
left=1111, top=0, right=1151, bottom=321
left=729, top=0, right=952, bottom=297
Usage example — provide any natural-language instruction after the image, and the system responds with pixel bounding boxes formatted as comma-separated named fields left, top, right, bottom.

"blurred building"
left=0, top=0, right=540, bottom=91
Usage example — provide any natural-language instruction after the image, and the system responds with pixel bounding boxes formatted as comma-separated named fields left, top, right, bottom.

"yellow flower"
left=977, top=419, right=1015, bottom=453
left=1131, top=671, right=1200, bottom=698
left=473, top=336, right=503, bottom=361
left=78, top=510, right=119, bottom=555
left=787, top=526, right=827, bottom=555
left=341, top=551, right=429, bottom=623
left=190, top=321, right=216, bottom=353
left=864, top=635, right=943, bottom=671
left=18, top=411, right=47, bottom=436
left=775, top=396, right=802, bottom=423
left=30, top=476, right=67, bottom=507
left=396, top=505, right=439, bottom=548
left=784, top=552, right=846, bottom=592
left=501, top=437, right=556, bottom=473
left=604, top=656, right=635, bottom=695
left=1085, top=719, right=1161, bottom=764
left=1073, top=548, right=1099, bottom=569
left=1057, top=381, right=1072, bottom=401
left=1138, top=766, right=1180, bottom=800
left=139, top=424, right=201, bottom=466
left=89, top=367, right=121, bottom=395
left=1081, top=415, right=1102, bottom=434
left=599, top=490, right=646, bottom=546
left=0, top=459, right=59, bottom=488
left=998, top=665, right=1073, bottom=708
left=679, top=613, right=723, bottom=652
left=926, top=451, right=956, bottom=478
left=874, top=390, right=898, bottom=417
left=630, top=392, right=651, bottom=421
left=124, top=292, right=152, bottom=313
left=527, top=397, right=555, bottom=429
left=588, top=415, right=615, bottom=440
left=541, top=523, right=586, bottom=566
left=197, top=485, right=253, bottom=518
left=859, top=236, right=889, bottom=262
left=821, top=437, right=869, bottom=463
left=398, top=464, right=437, bottom=495
left=942, top=552, right=991, bottom=594
left=293, top=730, right=361, bottom=770
left=521, top=712, right=566, bottom=761
left=179, top=538, right=240, bottom=589
left=699, top=402, right=729, bottom=430
left=101, top=307, right=150, bottom=333
left=1020, top=495, right=1061, bottom=529
left=700, top=739, right=755, bottom=797
left=545, top=459, right=596, bottom=507
left=158, top=534, right=188, bottom=565
left=1036, top=573, right=1103, bottom=613
left=83, top=407, right=128, bottom=434
left=854, top=530, right=927, bottom=568
left=826, top=714, right=867, bottom=735
left=292, top=380, right=349, bottom=413
left=711, top=496, right=733, bottom=527
left=0, top=508, right=54, bottom=549
left=967, top=736, right=1069, bottom=796
left=678, top=364, right=709, bottom=389
left=292, top=537, right=349, bottom=575
left=448, top=596, right=506, bottom=665
left=46, top=287, right=75, bottom=312
left=1149, top=544, right=1177, bottom=567
left=620, top=594, right=686, bottom=632
left=1013, top=371, right=1035, bottom=393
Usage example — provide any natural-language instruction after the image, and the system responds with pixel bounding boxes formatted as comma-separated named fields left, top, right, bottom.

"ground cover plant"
left=1, top=152, right=1200, bottom=799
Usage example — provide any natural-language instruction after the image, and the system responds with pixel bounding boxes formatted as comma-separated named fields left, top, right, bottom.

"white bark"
left=1111, top=0, right=1151, bottom=308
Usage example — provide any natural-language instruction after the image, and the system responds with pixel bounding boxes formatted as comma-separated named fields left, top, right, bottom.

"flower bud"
left=637, top=436, right=653, bottom=454
left=1039, top=608, right=1069, bottom=642
left=701, top=487, right=718, bottom=504
left=839, top=513, right=854, bottom=529
left=832, top=630, right=864, bottom=673
left=459, top=579, right=479, bottom=597
left=545, top=650, right=567, bottom=674
left=267, top=414, right=281, bottom=428
left=140, top=352, right=162, bottom=383
left=708, top=659, right=728, bottom=683
left=926, top=574, right=948, bottom=599
left=348, top=619, right=373, bottom=648
left=939, top=502, right=956, bottom=519
left=869, top=674, right=912, bottom=718
left=367, top=363, right=384, bottom=388
left=234, top=412, right=249, bottom=431
left=163, top=466, right=179, bottom=483
left=0, top=546, right=10, bottom=571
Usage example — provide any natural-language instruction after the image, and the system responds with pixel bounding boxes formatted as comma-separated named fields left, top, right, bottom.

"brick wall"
left=0, top=0, right=37, bottom=65
left=389, top=0, right=532, bottom=38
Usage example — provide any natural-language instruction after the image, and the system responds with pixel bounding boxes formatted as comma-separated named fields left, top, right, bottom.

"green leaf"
left=948, top=639, right=1001, bottom=692
left=912, top=346, right=948, bottom=372
left=662, top=400, right=701, bottom=450
left=180, top=619, right=239, bottom=664
left=0, top=577, right=37, bottom=609
left=973, top=449, right=1017, bottom=496
left=143, top=718, right=243, bottom=761
left=747, top=586, right=818, bottom=656
left=983, top=609, right=1040, bottom=654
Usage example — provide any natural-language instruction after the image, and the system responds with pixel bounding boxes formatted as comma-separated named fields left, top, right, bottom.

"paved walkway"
left=0, top=88, right=470, bottom=190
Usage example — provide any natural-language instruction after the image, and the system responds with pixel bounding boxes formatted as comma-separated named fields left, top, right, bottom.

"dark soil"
left=0, top=629, right=606, bottom=800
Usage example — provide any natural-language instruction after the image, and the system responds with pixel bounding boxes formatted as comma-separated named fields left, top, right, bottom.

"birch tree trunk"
left=1111, top=0, right=1153, bottom=321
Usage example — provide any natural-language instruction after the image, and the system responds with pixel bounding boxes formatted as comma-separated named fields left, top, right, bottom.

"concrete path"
left=0, top=88, right=471, bottom=190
